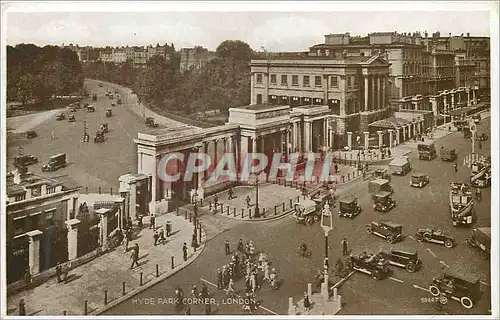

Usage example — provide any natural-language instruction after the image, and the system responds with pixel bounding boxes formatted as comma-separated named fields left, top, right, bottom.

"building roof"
left=369, top=117, right=411, bottom=129
left=6, top=171, right=81, bottom=197
left=243, top=104, right=288, bottom=111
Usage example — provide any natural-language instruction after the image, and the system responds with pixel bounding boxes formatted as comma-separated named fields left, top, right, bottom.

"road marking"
left=389, top=277, right=404, bottom=283
left=330, top=270, right=356, bottom=290
left=480, top=281, right=490, bottom=286
left=426, top=248, right=437, bottom=258
left=439, top=261, right=450, bottom=268
left=408, top=235, right=415, bottom=240
left=200, top=277, right=279, bottom=315
left=412, top=284, right=430, bottom=292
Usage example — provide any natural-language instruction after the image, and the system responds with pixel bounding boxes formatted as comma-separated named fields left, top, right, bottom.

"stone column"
left=363, top=131, right=369, bottom=150
left=396, top=128, right=401, bottom=145
left=252, top=137, right=257, bottom=153
left=377, top=76, right=381, bottom=109
left=114, top=198, right=126, bottom=229
left=458, top=90, right=462, bottom=105
left=292, top=123, right=297, bottom=151
left=203, top=142, right=209, bottom=179
left=382, top=76, right=386, bottom=108
left=323, top=118, right=328, bottom=146
left=65, top=219, right=81, bottom=261
left=304, top=121, right=311, bottom=152
left=402, top=126, right=406, bottom=141
left=297, top=122, right=302, bottom=152
left=98, top=209, right=110, bottom=250
left=280, top=131, right=285, bottom=153
left=388, top=129, right=394, bottom=148
left=377, top=131, right=383, bottom=148
left=260, top=135, right=265, bottom=154
left=329, top=126, right=334, bottom=150
left=240, top=136, right=248, bottom=170
left=213, top=140, right=219, bottom=166
left=263, top=73, right=269, bottom=104
left=371, top=76, right=375, bottom=111
left=430, top=97, right=438, bottom=116
left=26, top=230, right=43, bottom=276
left=250, top=72, right=256, bottom=105
left=323, top=74, right=329, bottom=103
left=472, top=88, right=477, bottom=104
left=467, top=89, right=471, bottom=106
left=443, top=94, right=448, bottom=111
left=347, top=132, right=353, bottom=150
left=364, top=75, right=369, bottom=111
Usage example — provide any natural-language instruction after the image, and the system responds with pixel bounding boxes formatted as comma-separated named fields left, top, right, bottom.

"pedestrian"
left=51, top=131, right=56, bottom=140
left=341, top=237, right=348, bottom=256
left=454, top=163, right=458, bottom=172
left=225, top=240, right=230, bottom=255
left=55, top=262, right=62, bottom=283
left=149, top=214, right=155, bottom=229
left=182, top=242, right=188, bottom=261
left=204, top=299, right=211, bottom=315
left=246, top=195, right=251, bottom=208
left=263, top=261, right=270, bottom=281
left=303, top=292, right=311, bottom=311
left=184, top=306, right=191, bottom=315
left=130, top=245, right=139, bottom=269
left=124, top=229, right=131, bottom=252
left=18, top=298, right=26, bottom=316
left=153, top=231, right=159, bottom=246
left=201, top=283, right=208, bottom=298
left=250, top=272, right=257, bottom=292
left=237, top=239, right=244, bottom=252
left=217, top=268, right=223, bottom=289
left=192, top=232, right=198, bottom=251
left=158, top=228, right=166, bottom=245
left=387, top=149, right=391, bottom=157
left=226, top=277, right=235, bottom=296
left=228, top=187, right=234, bottom=200
left=191, top=285, right=198, bottom=298
left=334, top=164, right=338, bottom=173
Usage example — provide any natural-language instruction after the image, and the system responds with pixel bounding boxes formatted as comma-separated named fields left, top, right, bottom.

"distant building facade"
left=180, top=47, right=215, bottom=72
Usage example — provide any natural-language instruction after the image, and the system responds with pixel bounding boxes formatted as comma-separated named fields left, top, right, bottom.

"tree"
left=215, top=40, right=253, bottom=61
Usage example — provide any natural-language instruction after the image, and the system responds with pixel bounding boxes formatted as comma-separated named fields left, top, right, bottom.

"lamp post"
left=254, top=176, right=260, bottom=218
left=320, top=201, right=334, bottom=300
left=192, top=190, right=199, bottom=228
left=469, top=121, right=476, bottom=160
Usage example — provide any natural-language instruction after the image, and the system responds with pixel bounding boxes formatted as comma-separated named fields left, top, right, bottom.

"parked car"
left=68, top=115, right=76, bottom=122
left=366, top=220, right=404, bottom=244
left=344, top=252, right=390, bottom=280
left=415, top=228, right=456, bottom=248
left=410, top=173, right=430, bottom=188
left=338, top=195, right=361, bottom=219
left=26, top=130, right=37, bottom=139
left=429, top=268, right=481, bottom=309
left=466, top=227, right=490, bottom=254
left=56, top=113, right=65, bottom=121
left=377, top=248, right=422, bottom=273
left=372, top=192, right=396, bottom=213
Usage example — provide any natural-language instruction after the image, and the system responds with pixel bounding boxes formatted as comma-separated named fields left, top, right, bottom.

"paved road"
left=6, top=79, right=168, bottom=190
left=104, top=116, right=491, bottom=316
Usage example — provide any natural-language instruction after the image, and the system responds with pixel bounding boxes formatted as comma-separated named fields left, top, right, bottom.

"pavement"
left=103, top=116, right=491, bottom=316
left=6, top=213, right=203, bottom=316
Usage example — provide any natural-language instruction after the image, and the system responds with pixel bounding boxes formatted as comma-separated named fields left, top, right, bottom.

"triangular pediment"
left=363, top=55, right=389, bottom=66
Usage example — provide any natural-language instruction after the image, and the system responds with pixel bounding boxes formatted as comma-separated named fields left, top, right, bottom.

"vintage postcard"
left=1, top=1, right=498, bottom=318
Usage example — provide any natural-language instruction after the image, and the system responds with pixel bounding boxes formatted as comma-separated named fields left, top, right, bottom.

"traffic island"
left=292, top=283, right=342, bottom=315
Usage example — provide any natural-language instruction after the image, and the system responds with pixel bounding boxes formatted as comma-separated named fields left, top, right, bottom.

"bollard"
left=99, top=186, right=101, bottom=194
left=140, top=272, right=143, bottom=285
left=262, top=208, right=265, bottom=217
left=274, top=206, right=277, bottom=215
left=227, top=206, right=230, bottom=215
left=156, top=264, right=159, bottom=277
left=249, top=209, right=252, bottom=219
left=288, top=297, right=295, bottom=315
left=198, top=227, right=202, bottom=244
left=122, top=282, right=126, bottom=295
left=200, top=199, right=203, bottom=207
left=282, top=202, right=285, bottom=211
left=171, top=256, right=174, bottom=269
left=104, top=290, right=108, bottom=305
left=241, top=209, right=244, bottom=218
left=297, top=196, right=300, bottom=202
left=63, top=311, right=67, bottom=315
left=209, top=201, right=212, bottom=210
left=233, top=208, right=236, bottom=217
left=342, top=175, right=345, bottom=183
left=348, top=173, right=350, bottom=180
left=189, top=212, right=192, bottom=222
left=110, top=188, right=113, bottom=195
left=176, top=208, right=179, bottom=216
left=290, top=199, right=293, bottom=207
left=85, top=187, right=88, bottom=194
left=84, top=300, right=88, bottom=315
left=184, top=211, right=187, bottom=219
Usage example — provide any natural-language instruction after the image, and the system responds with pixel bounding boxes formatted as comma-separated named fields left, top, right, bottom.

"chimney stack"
left=467, top=32, right=470, bottom=37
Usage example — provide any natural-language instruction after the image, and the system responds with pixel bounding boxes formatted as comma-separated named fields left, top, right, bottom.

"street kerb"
left=91, top=226, right=207, bottom=315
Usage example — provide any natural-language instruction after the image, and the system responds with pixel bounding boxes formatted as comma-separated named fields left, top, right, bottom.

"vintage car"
left=69, top=106, right=77, bottom=112
left=366, top=220, right=404, bottom=244
left=86, top=105, right=95, bottom=112
left=345, top=252, right=390, bottom=280
left=466, top=227, right=490, bottom=254
left=293, top=199, right=320, bottom=225
left=14, top=154, right=38, bottom=167
left=338, top=195, right=361, bottom=219
left=369, top=179, right=393, bottom=197
left=94, top=131, right=105, bottom=143
left=56, top=113, right=65, bottom=120
left=26, top=130, right=37, bottom=139
left=374, top=168, right=391, bottom=181
left=117, top=98, right=122, bottom=104
left=68, top=115, right=76, bottom=122
left=106, top=108, right=112, bottom=117
left=372, top=192, right=396, bottom=213
left=475, top=133, right=488, bottom=141
left=100, top=123, right=109, bottom=133
left=389, top=157, right=412, bottom=175
left=377, top=248, right=422, bottom=273
left=415, top=228, right=456, bottom=248
left=145, top=116, right=159, bottom=127
left=410, top=173, right=430, bottom=188
left=429, top=268, right=481, bottom=309
left=440, top=147, right=457, bottom=162
left=98, top=83, right=103, bottom=87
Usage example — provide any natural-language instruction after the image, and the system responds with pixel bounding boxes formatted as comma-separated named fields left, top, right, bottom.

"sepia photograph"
left=1, top=1, right=498, bottom=318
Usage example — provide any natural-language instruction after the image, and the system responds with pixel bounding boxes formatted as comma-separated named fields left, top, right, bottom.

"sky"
left=3, top=2, right=495, bottom=52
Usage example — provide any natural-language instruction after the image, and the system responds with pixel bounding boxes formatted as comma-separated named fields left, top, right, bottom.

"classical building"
left=250, top=55, right=391, bottom=136
left=6, top=168, right=80, bottom=283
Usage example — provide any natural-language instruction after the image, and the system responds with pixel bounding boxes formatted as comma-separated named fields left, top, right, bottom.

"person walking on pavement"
left=149, top=214, right=155, bottom=229
left=192, top=232, right=198, bottom=251
left=153, top=231, right=159, bottom=246
left=217, top=268, right=223, bottom=289
left=124, top=229, right=130, bottom=252
left=228, top=187, right=234, bottom=200
left=341, top=237, right=349, bottom=256
left=454, top=163, right=458, bottom=172
left=227, top=278, right=235, bottom=296
left=182, top=242, right=188, bottom=261
left=246, top=195, right=251, bottom=208
left=225, top=240, right=230, bottom=255
left=303, top=292, right=311, bottom=311
left=214, top=195, right=219, bottom=212
left=130, top=244, right=140, bottom=269
left=334, top=163, right=338, bottom=173
left=158, top=228, right=166, bottom=245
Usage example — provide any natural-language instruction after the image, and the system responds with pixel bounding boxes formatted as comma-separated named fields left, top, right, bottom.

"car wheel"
left=313, top=215, right=321, bottom=222
left=387, top=235, right=395, bottom=243
left=419, top=182, right=423, bottom=188
left=372, top=272, right=381, bottom=280
left=444, top=240, right=454, bottom=248
left=415, top=233, right=423, bottom=241
left=460, top=296, right=474, bottom=309
left=429, top=285, right=440, bottom=297
left=424, top=233, right=432, bottom=242
left=305, top=216, right=314, bottom=225
left=366, top=226, right=373, bottom=234
left=406, top=263, right=416, bottom=273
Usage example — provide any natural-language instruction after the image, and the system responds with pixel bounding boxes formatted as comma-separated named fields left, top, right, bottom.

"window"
left=46, top=186, right=56, bottom=194
left=256, top=74, right=263, bottom=84
left=292, top=75, right=299, bottom=86
left=352, top=76, right=356, bottom=87
left=46, top=210, right=55, bottom=227
left=330, top=76, right=338, bottom=88
left=303, top=75, right=310, bottom=87
left=347, top=77, right=352, bottom=88
left=14, top=193, right=26, bottom=202
left=281, top=75, right=288, bottom=86
left=270, top=74, right=277, bottom=85
left=314, top=76, right=322, bottom=87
